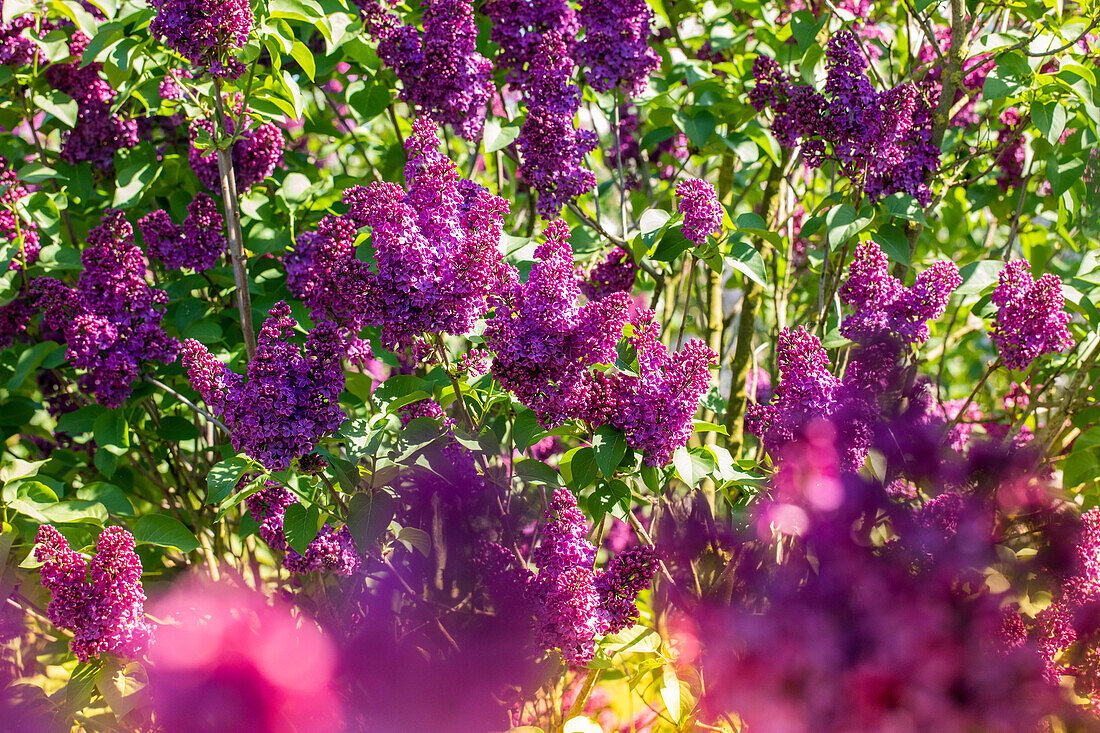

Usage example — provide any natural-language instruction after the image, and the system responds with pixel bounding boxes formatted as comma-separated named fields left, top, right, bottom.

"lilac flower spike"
left=576, top=0, right=659, bottom=97
left=139, top=192, right=227, bottom=271
left=150, top=0, right=254, bottom=78
left=675, top=178, right=723, bottom=245
left=990, top=260, right=1074, bottom=370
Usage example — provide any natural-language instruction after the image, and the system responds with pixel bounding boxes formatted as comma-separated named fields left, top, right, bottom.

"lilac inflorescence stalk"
left=138, top=192, right=228, bottom=271
left=989, top=259, right=1073, bottom=370
left=35, top=525, right=153, bottom=661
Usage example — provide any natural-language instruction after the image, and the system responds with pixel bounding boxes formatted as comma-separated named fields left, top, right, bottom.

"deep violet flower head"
left=35, top=209, right=178, bottom=408
left=482, top=0, right=578, bottom=85
left=675, top=178, right=723, bottom=245
left=580, top=246, right=637, bottom=301
left=189, top=115, right=284, bottom=192
left=149, top=0, right=253, bottom=78
left=0, top=293, right=38, bottom=350
left=338, top=117, right=512, bottom=350
left=149, top=580, right=343, bottom=733
left=1, top=157, right=40, bottom=269
left=839, top=241, right=961, bottom=344
left=34, top=525, right=152, bottom=661
left=576, top=0, right=658, bottom=97
left=377, top=0, right=493, bottom=140
left=989, top=260, right=1073, bottom=370
left=180, top=301, right=346, bottom=471
left=516, top=32, right=599, bottom=218
left=485, top=219, right=632, bottom=427
left=245, top=484, right=361, bottom=576
left=138, top=192, right=227, bottom=271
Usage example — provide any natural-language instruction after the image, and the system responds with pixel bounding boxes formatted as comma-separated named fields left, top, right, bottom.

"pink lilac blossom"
left=337, top=118, right=512, bottom=350
left=989, top=260, right=1073, bottom=370
left=576, top=0, right=658, bottom=97
left=139, top=192, right=227, bottom=271
left=189, top=115, right=284, bottom=192
left=45, top=32, right=139, bottom=169
left=0, top=4, right=37, bottom=67
left=149, top=0, right=253, bottom=78
left=594, top=546, right=658, bottom=632
left=580, top=246, right=637, bottom=301
left=839, top=242, right=961, bottom=344
left=516, top=32, right=599, bottom=218
left=482, top=0, right=578, bottom=85
left=485, top=220, right=632, bottom=427
left=180, top=301, right=346, bottom=471
left=1, top=157, right=40, bottom=269
left=377, top=0, right=493, bottom=140
left=35, top=209, right=178, bottom=407
left=34, top=525, right=152, bottom=661
left=675, top=178, right=723, bottom=245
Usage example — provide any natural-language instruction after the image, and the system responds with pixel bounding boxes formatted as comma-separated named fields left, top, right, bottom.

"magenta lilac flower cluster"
left=1, top=157, right=40, bottom=269
left=377, top=0, right=493, bottom=140
left=149, top=0, right=253, bottom=78
left=189, top=115, right=284, bottom=192
left=35, top=525, right=152, bottom=661
left=138, top=192, right=227, bottom=271
left=750, top=31, right=939, bottom=204
left=35, top=210, right=177, bottom=408
left=245, top=484, right=361, bottom=576
left=675, top=178, right=723, bottom=245
left=516, top=32, right=599, bottom=219
left=839, top=242, right=961, bottom=344
left=485, top=220, right=632, bottom=427
left=576, top=0, right=658, bottom=97
left=995, top=107, right=1027, bottom=192
left=580, top=247, right=637, bottom=301
left=180, top=301, right=346, bottom=471
left=0, top=6, right=37, bottom=68
left=482, top=0, right=577, bottom=85
left=45, top=32, right=139, bottom=169
left=989, top=260, right=1073, bottom=370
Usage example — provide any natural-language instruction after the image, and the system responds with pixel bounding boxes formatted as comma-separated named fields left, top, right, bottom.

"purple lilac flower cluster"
left=35, top=210, right=177, bottom=407
left=995, top=107, right=1027, bottom=191
left=1, top=157, right=40, bottom=269
left=839, top=242, right=961, bottom=344
left=0, top=293, right=38, bottom=350
left=482, top=0, right=577, bottom=85
left=138, top=192, right=227, bottom=271
left=149, top=0, right=253, bottom=78
left=180, top=301, right=346, bottom=471
left=485, top=220, right=632, bottom=426
left=244, top=483, right=360, bottom=575
left=580, top=247, right=637, bottom=301
left=35, top=525, right=152, bottom=661
left=0, top=5, right=37, bottom=67
left=377, top=0, right=493, bottom=140
left=989, top=260, right=1073, bottom=370
left=516, top=32, right=599, bottom=219
left=336, top=118, right=512, bottom=350
left=45, top=32, right=139, bottom=169
left=189, top=115, right=284, bottom=192
left=576, top=0, right=658, bottom=97
left=675, top=178, right=723, bottom=245
left=750, top=31, right=939, bottom=204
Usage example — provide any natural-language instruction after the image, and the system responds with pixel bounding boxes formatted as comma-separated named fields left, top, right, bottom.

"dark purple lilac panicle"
left=245, top=483, right=361, bottom=576
left=189, top=115, right=284, bottom=192
left=138, top=192, right=227, bottom=271
left=576, top=0, right=658, bottom=97
left=481, top=0, right=578, bottom=85
left=994, top=107, right=1027, bottom=192
left=149, top=0, right=253, bottom=78
left=580, top=246, right=637, bottom=301
left=35, top=210, right=178, bottom=408
left=0, top=3, right=37, bottom=68
left=675, top=178, right=723, bottom=245
left=989, top=259, right=1073, bottom=370
left=35, top=525, right=152, bottom=661
left=180, top=302, right=346, bottom=471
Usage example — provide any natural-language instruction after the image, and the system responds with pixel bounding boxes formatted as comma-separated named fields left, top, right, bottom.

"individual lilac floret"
left=482, top=0, right=577, bottom=85
left=340, top=118, right=511, bottom=350
left=839, top=242, right=961, bottom=345
left=377, top=0, right=493, bottom=140
left=1, top=157, right=40, bottom=269
left=675, top=178, right=723, bottom=245
left=149, top=0, right=253, bottom=78
left=189, top=116, right=284, bottom=192
left=35, top=525, right=152, bottom=661
left=516, top=32, right=598, bottom=218
left=35, top=210, right=178, bottom=407
left=180, top=302, right=346, bottom=471
left=580, top=247, right=637, bottom=301
left=245, top=484, right=361, bottom=576
left=485, top=220, right=632, bottom=427
left=990, top=260, right=1073, bottom=371
left=139, top=192, right=227, bottom=271
left=576, top=0, right=658, bottom=97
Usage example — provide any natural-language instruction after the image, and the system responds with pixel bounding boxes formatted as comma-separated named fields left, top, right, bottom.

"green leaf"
left=672, top=447, right=717, bottom=487
left=206, top=456, right=250, bottom=505
left=676, top=108, right=716, bottom=149
left=36, top=90, right=78, bottom=128
left=726, top=240, right=768, bottom=287
left=289, top=40, right=316, bottom=82
left=956, top=260, right=1003, bottom=296
left=513, top=408, right=548, bottom=451
left=790, top=11, right=826, bottom=53
left=133, top=515, right=200, bottom=553
left=283, top=503, right=321, bottom=555
left=67, top=660, right=101, bottom=713
left=1032, top=101, right=1067, bottom=144
left=17, top=162, right=59, bottom=184
left=983, top=52, right=1030, bottom=100
left=268, top=0, right=323, bottom=21
left=2, top=0, right=35, bottom=23
left=347, top=490, right=394, bottom=552
left=883, top=193, right=924, bottom=223
left=590, top=478, right=631, bottom=516
left=825, top=204, right=873, bottom=249
left=483, top=117, right=521, bottom=153
left=397, top=526, right=430, bottom=556
left=92, top=410, right=129, bottom=454
left=340, top=418, right=385, bottom=461
left=41, top=500, right=108, bottom=525
left=7, top=341, right=61, bottom=391
left=514, top=458, right=562, bottom=487
left=0, top=458, right=44, bottom=486
left=112, top=163, right=154, bottom=208
left=639, top=208, right=671, bottom=247
left=96, top=661, right=146, bottom=721
left=347, top=79, right=390, bottom=122
left=57, top=404, right=107, bottom=435
left=156, top=416, right=200, bottom=442
left=76, top=483, right=134, bottom=517
left=661, top=665, right=682, bottom=723
left=592, top=425, right=628, bottom=478
left=560, top=447, right=598, bottom=491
